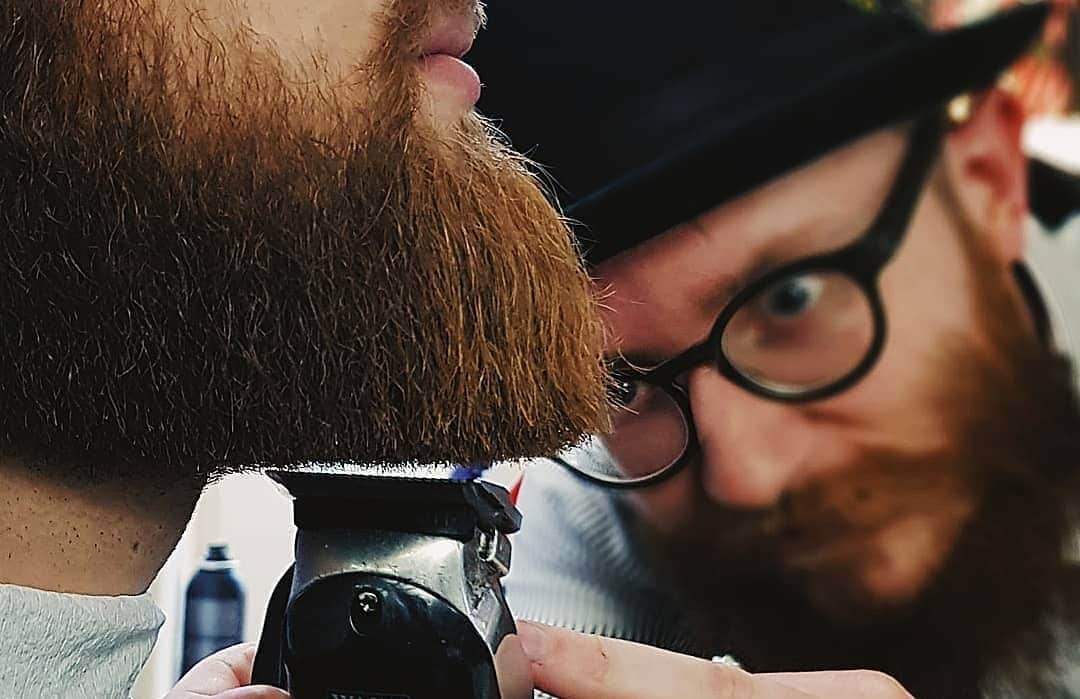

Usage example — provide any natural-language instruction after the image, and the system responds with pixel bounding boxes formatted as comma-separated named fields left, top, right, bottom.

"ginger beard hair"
left=0, top=0, right=609, bottom=481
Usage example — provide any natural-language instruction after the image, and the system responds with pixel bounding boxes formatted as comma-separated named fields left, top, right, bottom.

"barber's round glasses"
left=556, top=115, right=945, bottom=488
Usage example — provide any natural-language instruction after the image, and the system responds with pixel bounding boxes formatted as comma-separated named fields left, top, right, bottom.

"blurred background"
left=932, top=0, right=1080, bottom=174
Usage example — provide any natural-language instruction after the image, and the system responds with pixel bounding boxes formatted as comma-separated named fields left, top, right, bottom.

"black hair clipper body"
left=252, top=471, right=532, bottom=699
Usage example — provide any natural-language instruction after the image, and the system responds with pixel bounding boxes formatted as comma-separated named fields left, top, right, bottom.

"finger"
left=764, top=671, right=914, bottom=698
left=165, top=679, right=290, bottom=699
left=165, top=682, right=290, bottom=699
left=517, top=621, right=815, bottom=699
left=167, top=688, right=291, bottom=699
left=168, top=643, right=290, bottom=698
left=494, top=633, right=534, bottom=699
left=196, top=688, right=291, bottom=699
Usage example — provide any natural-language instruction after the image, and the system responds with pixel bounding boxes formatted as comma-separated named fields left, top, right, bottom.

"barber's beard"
left=0, top=0, right=608, bottom=482
left=658, top=219, right=1080, bottom=696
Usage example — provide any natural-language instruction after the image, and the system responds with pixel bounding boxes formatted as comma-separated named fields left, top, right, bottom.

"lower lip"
left=419, top=54, right=482, bottom=107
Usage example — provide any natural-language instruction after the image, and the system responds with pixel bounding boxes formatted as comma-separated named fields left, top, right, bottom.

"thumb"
left=192, top=688, right=291, bottom=699
left=166, top=685, right=289, bottom=699
left=166, top=643, right=290, bottom=698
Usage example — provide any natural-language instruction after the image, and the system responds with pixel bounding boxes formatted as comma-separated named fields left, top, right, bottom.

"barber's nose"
left=686, top=365, right=810, bottom=509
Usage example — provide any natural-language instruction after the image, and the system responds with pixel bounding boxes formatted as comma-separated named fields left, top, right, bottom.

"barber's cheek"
left=689, top=366, right=810, bottom=509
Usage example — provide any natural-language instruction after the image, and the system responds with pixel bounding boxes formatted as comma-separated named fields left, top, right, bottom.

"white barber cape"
left=0, top=584, right=163, bottom=698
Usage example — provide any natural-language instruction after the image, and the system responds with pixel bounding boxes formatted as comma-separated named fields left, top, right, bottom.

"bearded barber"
left=470, top=1, right=1080, bottom=697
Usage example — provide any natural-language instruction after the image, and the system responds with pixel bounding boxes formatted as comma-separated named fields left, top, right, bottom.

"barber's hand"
left=516, top=622, right=914, bottom=699
left=165, top=643, right=290, bottom=699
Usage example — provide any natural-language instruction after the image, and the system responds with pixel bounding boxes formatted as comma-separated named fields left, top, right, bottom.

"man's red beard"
left=0, top=0, right=609, bottom=481
left=653, top=185, right=1080, bottom=697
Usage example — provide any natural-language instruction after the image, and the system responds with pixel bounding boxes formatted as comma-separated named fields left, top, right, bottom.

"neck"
left=0, top=457, right=206, bottom=596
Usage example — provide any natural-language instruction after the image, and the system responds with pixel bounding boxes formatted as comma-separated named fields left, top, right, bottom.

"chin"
left=799, top=559, right=934, bottom=627
left=800, top=516, right=960, bottom=625
left=419, top=82, right=478, bottom=130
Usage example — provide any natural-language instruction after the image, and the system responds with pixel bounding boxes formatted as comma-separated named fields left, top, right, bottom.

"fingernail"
left=516, top=621, right=548, bottom=662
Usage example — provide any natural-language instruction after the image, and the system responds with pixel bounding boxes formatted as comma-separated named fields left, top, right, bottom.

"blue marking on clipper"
left=451, top=464, right=490, bottom=482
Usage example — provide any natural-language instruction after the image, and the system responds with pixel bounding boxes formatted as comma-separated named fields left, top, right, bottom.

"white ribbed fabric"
left=506, top=462, right=718, bottom=699
left=508, top=462, right=714, bottom=655
left=0, top=584, right=163, bottom=698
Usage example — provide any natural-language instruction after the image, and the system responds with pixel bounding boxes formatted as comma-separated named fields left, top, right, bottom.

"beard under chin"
left=656, top=259, right=1080, bottom=697
left=0, top=0, right=608, bottom=483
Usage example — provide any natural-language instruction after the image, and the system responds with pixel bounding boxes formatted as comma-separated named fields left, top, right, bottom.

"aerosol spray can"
left=180, top=544, right=246, bottom=676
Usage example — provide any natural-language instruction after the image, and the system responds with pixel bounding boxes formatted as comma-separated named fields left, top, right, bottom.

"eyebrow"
left=696, top=255, right=778, bottom=313
left=709, top=212, right=858, bottom=303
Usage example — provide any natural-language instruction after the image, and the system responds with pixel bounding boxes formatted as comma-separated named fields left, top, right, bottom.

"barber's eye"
left=760, top=275, right=825, bottom=319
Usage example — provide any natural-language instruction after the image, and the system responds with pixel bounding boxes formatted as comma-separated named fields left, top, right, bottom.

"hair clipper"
left=252, top=470, right=532, bottom=699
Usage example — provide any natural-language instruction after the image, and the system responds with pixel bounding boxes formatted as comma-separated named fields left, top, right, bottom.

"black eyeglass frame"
left=559, top=112, right=947, bottom=489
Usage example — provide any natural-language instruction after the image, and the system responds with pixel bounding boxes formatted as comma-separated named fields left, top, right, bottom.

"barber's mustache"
left=679, top=476, right=926, bottom=561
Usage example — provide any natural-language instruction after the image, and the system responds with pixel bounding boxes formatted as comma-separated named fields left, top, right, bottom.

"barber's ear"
left=940, top=88, right=1028, bottom=264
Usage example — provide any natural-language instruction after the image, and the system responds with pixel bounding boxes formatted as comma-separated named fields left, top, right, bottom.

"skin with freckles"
left=0, top=459, right=205, bottom=595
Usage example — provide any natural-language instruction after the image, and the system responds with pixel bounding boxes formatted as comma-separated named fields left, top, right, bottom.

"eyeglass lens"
left=558, top=378, right=690, bottom=484
left=721, top=271, right=876, bottom=395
